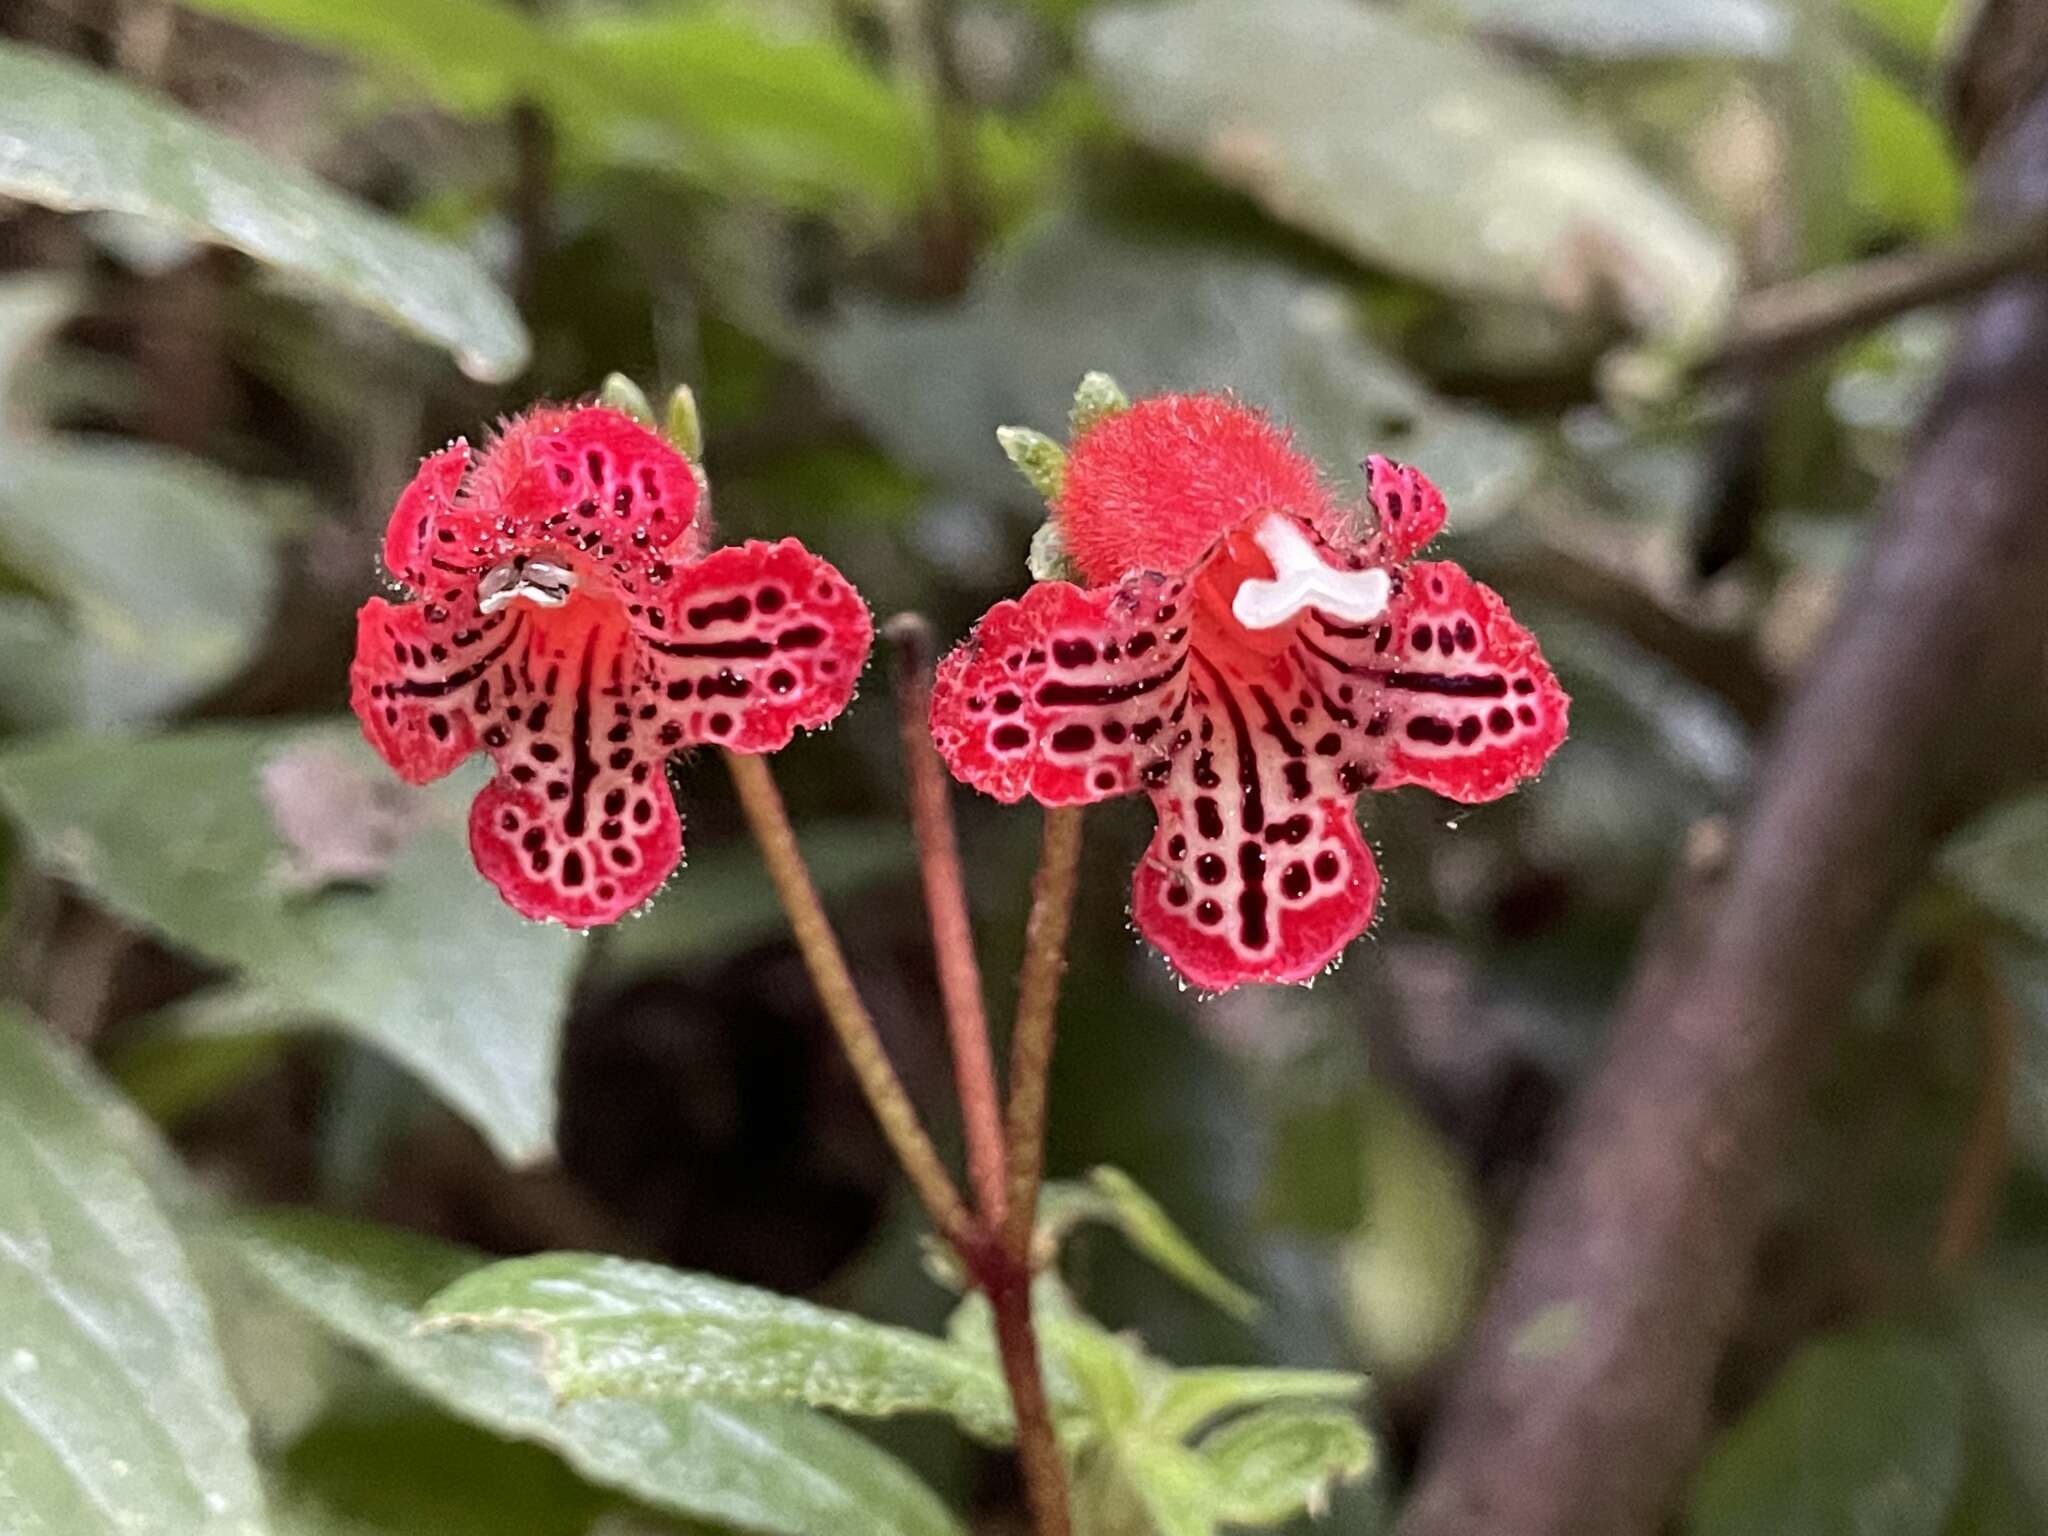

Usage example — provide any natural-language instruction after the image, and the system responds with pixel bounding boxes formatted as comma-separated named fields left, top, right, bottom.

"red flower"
left=350, top=403, right=871, bottom=926
left=930, top=389, right=1567, bottom=991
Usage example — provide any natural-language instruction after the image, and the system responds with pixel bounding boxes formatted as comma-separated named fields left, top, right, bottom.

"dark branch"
left=1399, top=72, right=2048, bottom=1536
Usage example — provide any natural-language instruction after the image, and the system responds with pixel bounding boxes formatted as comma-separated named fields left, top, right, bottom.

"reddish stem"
left=887, top=614, right=1009, bottom=1228
left=985, top=1264, right=1073, bottom=1536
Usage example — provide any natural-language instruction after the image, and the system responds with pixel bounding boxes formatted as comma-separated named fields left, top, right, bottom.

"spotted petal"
left=1365, top=560, right=1567, bottom=803
left=1362, top=454, right=1447, bottom=564
left=380, top=441, right=473, bottom=588
left=465, top=615, right=682, bottom=926
left=641, top=539, right=872, bottom=754
left=1130, top=651, right=1380, bottom=989
left=350, top=594, right=528, bottom=785
left=930, top=572, right=1196, bottom=807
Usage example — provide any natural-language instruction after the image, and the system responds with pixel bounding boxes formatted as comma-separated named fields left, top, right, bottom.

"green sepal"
left=997, top=424, right=1067, bottom=503
left=598, top=372, right=656, bottom=427
left=665, top=384, right=705, bottom=460
left=1069, top=370, right=1129, bottom=436
left=1027, top=518, right=1081, bottom=584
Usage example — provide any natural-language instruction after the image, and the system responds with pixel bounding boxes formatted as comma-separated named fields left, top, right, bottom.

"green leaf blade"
left=232, top=1213, right=966, bottom=1536
left=0, top=1011, right=270, bottom=1536
left=426, top=1252, right=1017, bottom=1442
left=1084, top=0, right=1736, bottom=345
left=0, top=41, right=527, bottom=380
left=0, top=723, right=580, bottom=1163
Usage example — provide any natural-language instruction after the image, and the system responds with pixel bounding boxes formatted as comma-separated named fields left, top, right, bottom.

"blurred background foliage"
left=2, top=0, right=2046, bottom=1532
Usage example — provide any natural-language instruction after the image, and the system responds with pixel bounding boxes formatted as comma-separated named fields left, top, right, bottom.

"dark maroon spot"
left=1338, top=764, right=1367, bottom=793
left=601, top=820, right=623, bottom=840
left=561, top=850, right=586, bottom=887
left=778, top=624, right=825, bottom=651
left=1095, top=770, right=1117, bottom=790
left=1196, top=854, right=1226, bottom=885
left=1268, top=814, right=1312, bottom=845
left=1518, top=704, right=1537, bottom=725
left=994, top=693, right=1022, bottom=715
left=632, top=798, right=653, bottom=824
left=1490, top=707, right=1515, bottom=734
left=609, top=748, right=634, bottom=768
left=1051, top=724, right=1095, bottom=753
left=1195, top=899, right=1223, bottom=927
left=658, top=723, right=682, bottom=747
left=1313, top=851, right=1341, bottom=882
left=612, top=847, right=635, bottom=868
left=1167, top=882, right=1190, bottom=907
left=510, top=764, right=534, bottom=783
left=1514, top=677, right=1535, bottom=695
left=1457, top=716, right=1482, bottom=745
left=757, top=586, right=786, bottom=613
left=603, top=788, right=626, bottom=816
left=502, top=813, right=519, bottom=833
left=1281, top=861, right=1312, bottom=899
left=769, top=669, right=797, bottom=694
left=1412, top=627, right=1433, bottom=653
left=1237, top=842, right=1269, bottom=949
left=531, top=848, right=551, bottom=873
left=1455, top=620, right=1477, bottom=651
left=1365, top=711, right=1390, bottom=737
left=1438, top=625, right=1458, bottom=652
left=993, top=724, right=1030, bottom=751
left=1167, top=834, right=1188, bottom=861
left=1127, top=632, right=1157, bottom=657
left=1052, top=638, right=1097, bottom=668
left=522, top=828, right=545, bottom=852
left=428, top=713, right=450, bottom=741
left=1193, top=751, right=1221, bottom=790
left=1103, top=721, right=1127, bottom=744
left=1196, top=798, right=1224, bottom=839
left=532, top=743, right=561, bottom=763
left=1314, top=732, right=1341, bottom=756
left=688, top=596, right=752, bottom=628
left=1284, top=761, right=1311, bottom=800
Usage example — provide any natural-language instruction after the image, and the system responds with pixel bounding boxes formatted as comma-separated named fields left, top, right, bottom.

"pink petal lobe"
left=1362, top=454, right=1447, bottom=564
left=1369, top=560, right=1568, bottom=803
left=350, top=591, right=523, bottom=785
left=929, top=572, right=1196, bottom=807
left=466, top=615, right=681, bottom=926
left=380, top=442, right=474, bottom=589
left=643, top=539, right=872, bottom=754
left=1129, top=653, right=1380, bottom=989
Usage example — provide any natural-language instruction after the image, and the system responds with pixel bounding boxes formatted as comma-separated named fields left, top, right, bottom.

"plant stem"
left=1694, top=206, right=2048, bottom=380
left=987, top=1269, right=1074, bottom=1536
left=724, top=749, right=976, bottom=1252
left=1002, top=806, right=1086, bottom=1261
left=886, top=615, right=1010, bottom=1228
left=1936, top=940, right=2018, bottom=1275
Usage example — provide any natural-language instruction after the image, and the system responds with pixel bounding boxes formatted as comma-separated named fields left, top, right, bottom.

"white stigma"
left=1230, top=514, right=1390, bottom=630
left=479, top=557, right=577, bottom=613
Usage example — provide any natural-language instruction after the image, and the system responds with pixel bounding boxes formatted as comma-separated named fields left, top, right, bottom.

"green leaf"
left=1943, top=793, right=2048, bottom=944
left=1959, top=1253, right=2048, bottom=1527
left=817, top=217, right=1536, bottom=523
left=1085, top=0, right=1736, bottom=345
left=425, top=1251, right=1017, bottom=1442
left=107, top=986, right=298, bottom=1126
left=0, top=723, right=580, bottom=1163
left=0, top=442, right=283, bottom=729
left=1338, top=1079, right=1487, bottom=1381
left=184, top=0, right=933, bottom=216
left=232, top=1212, right=966, bottom=1536
left=1848, top=65, right=1962, bottom=240
left=0, top=1010, right=269, bottom=1536
left=1148, top=1367, right=1368, bottom=1443
left=0, top=41, right=526, bottom=380
left=1843, top=0, right=1952, bottom=59
left=1687, top=1326, right=1965, bottom=1536
left=1039, top=1166, right=1260, bottom=1323
left=1439, top=0, right=1791, bottom=59
left=1195, top=1404, right=1375, bottom=1525
left=1107, top=1434, right=1223, bottom=1536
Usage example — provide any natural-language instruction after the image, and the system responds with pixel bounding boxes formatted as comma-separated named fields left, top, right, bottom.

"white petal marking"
left=1231, top=514, right=1391, bottom=630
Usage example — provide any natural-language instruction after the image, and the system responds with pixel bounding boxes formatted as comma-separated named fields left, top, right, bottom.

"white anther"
left=1230, top=514, right=1390, bottom=630
left=478, top=558, right=577, bottom=613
